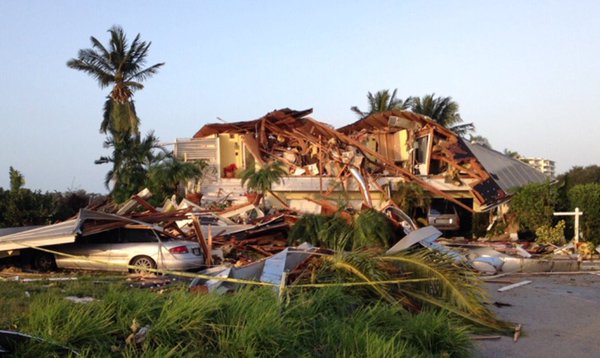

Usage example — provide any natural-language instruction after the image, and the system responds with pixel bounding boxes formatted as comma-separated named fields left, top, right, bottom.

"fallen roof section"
left=0, top=209, right=157, bottom=252
left=464, top=141, right=549, bottom=194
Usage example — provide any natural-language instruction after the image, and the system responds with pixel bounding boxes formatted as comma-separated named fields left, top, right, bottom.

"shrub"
left=353, top=209, right=394, bottom=249
left=535, top=220, right=566, bottom=246
left=509, top=182, right=558, bottom=231
left=289, top=209, right=396, bottom=251
left=288, top=213, right=353, bottom=249
left=568, top=183, right=600, bottom=244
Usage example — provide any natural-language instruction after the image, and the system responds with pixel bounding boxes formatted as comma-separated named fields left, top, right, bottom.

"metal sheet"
left=464, top=141, right=548, bottom=194
left=260, top=248, right=289, bottom=286
left=386, top=226, right=442, bottom=254
left=0, top=209, right=157, bottom=253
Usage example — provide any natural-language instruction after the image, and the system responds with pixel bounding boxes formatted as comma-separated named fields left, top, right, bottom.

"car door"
left=67, top=230, right=119, bottom=270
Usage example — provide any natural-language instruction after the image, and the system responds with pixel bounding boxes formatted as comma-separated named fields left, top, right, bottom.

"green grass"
left=0, top=276, right=473, bottom=357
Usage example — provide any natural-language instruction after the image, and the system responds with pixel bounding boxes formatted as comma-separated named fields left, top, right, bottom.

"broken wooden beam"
left=191, top=215, right=211, bottom=266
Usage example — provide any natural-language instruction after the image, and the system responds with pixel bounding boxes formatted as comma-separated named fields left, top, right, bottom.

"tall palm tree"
left=97, top=132, right=168, bottom=203
left=351, top=89, right=411, bottom=119
left=241, top=161, right=287, bottom=210
left=409, top=94, right=474, bottom=136
left=67, top=26, right=164, bottom=139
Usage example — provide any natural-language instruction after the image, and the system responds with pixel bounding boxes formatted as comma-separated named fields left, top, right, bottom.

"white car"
left=35, top=227, right=204, bottom=273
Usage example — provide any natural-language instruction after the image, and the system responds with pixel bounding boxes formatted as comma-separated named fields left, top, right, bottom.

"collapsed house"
left=178, top=108, right=547, bottom=231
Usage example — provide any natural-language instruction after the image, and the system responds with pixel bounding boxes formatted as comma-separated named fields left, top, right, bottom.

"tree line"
left=509, top=165, right=600, bottom=245
left=0, top=167, right=95, bottom=228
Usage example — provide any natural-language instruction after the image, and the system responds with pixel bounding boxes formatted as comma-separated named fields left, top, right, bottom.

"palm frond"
left=409, top=94, right=463, bottom=129
left=450, top=123, right=475, bottom=137
left=353, top=209, right=393, bottom=249
left=128, top=61, right=164, bottom=83
left=380, top=251, right=509, bottom=331
left=319, top=251, right=396, bottom=303
left=352, top=89, right=410, bottom=119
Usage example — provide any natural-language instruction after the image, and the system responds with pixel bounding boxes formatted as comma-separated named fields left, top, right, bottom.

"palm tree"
left=147, top=158, right=208, bottom=199
left=67, top=25, right=164, bottom=140
left=241, top=161, right=287, bottom=210
left=351, top=89, right=411, bottom=119
left=409, top=94, right=474, bottom=136
left=97, top=132, right=168, bottom=203
left=503, top=149, right=521, bottom=159
left=469, top=135, right=492, bottom=149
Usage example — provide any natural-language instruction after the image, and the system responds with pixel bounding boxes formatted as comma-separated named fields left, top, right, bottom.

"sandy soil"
left=474, top=273, right=600, bottom=358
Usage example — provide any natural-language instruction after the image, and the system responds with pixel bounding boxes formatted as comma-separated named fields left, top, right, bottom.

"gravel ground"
left=474, top=272, right=600, bottom=358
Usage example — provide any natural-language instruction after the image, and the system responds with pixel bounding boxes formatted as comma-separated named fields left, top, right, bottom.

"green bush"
left=288, top=210, right=395, bottom=250
left=509, top=182, right=558, bottom=231
left=535, top=220, right=566, bottom=246
left=353, top=209, right=394, bottom=249
left=568, top=183, right=600, bottom=244
left=288, top=213, right=353, bottom=250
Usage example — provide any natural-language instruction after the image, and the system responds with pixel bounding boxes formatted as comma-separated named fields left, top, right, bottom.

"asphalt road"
left=474, top=273, right=600, bottom=358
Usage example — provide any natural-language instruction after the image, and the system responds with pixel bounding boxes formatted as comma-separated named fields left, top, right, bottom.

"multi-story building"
left=519, top=157, right=555, bottom=179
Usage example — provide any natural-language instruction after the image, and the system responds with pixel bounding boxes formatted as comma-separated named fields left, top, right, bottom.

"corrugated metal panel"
left=0, top=226, right=43, bottom=237
left=463, top=141, right=548, bottom=193
left=0, top=210, right=156, bottom=252
left=174, top=138, right=218, bottom=163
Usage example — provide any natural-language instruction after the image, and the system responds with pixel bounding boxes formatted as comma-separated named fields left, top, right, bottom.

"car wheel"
left=130, top=256, right=156, bottom=274
left=33, top=252, right=56, bottom=272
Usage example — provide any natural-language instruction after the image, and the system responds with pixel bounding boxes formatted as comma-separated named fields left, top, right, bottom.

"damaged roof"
left=194, top=108, right=314, bottom=138
left=463, top=141, right=549, bottom=193
left=337, top=110, right=453, bottom=136
left=193, top=108, right=548, bottom=211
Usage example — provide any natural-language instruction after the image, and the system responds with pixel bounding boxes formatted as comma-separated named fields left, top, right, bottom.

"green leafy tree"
left=409, top=94, right=474, bottom=136
left=1, top=168, right=53, bottom=227
left=556, top=165, right=600, bottom=211
left=568, top=183, right=600, bottom=244
left=509, top=182, right=558, bottom=232
left=351, top=89, right=411, bottom=119
left=241, top=161, right=287, bottom=210
left=9, top=166, right=25, bottom=192
left=98, top=132, right=168, bottom=203
left=67, top=25, right=164, bottom=141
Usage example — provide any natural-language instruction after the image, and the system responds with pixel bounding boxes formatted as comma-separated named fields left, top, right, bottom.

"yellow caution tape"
left=6, top=240, right=438, bottom=289
left=288, top=278, right=437, bottom=288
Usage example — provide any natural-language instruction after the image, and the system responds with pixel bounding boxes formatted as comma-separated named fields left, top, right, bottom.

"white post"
left=553, top=208, right=584, bottom=244
left=574, top=207, right=580, bottom=244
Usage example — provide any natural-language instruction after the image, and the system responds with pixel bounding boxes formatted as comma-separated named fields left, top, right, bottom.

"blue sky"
left=1, top=0, right=599, bottom=193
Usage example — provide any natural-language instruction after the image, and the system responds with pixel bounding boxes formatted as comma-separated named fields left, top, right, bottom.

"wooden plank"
left=497, top=280, right=532, bottom=292
left=191, top=215, right=211, bottom=266
left=132, top=195, right=158, bottom=212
